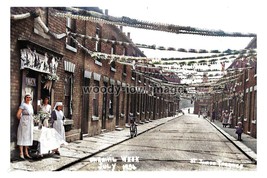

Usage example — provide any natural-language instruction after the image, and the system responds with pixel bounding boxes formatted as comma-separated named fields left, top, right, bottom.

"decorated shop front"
left=19, top=39, right=63, bottom=114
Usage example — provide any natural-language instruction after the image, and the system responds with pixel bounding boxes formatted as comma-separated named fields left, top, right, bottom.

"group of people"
left=219, top=109, right=243, bottom=141
left=16, top=93, right=66, bottom=160
left=202, top=108, right=243, bottom=141
left=221, top=110, right=234, bottom=128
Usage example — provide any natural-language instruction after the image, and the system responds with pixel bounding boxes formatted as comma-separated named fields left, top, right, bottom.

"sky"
left=2, top=0, right=266, bottom=177
left=88, top=0, right=259, bottom=58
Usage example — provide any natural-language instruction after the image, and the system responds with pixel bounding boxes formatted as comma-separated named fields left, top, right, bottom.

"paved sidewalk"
left=205, top=118, right=257, bottom=163
left=9, top=114, right=182, bottom=171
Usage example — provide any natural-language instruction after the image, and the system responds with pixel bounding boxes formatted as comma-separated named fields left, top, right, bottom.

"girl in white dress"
left=16, top=93, right=34, bottom=159
left=50, top=102, right=65, bottom=155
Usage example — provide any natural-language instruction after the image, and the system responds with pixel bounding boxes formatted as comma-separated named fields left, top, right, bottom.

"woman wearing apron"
left=16, top=93, right=34, bottom=159
left=50, top=102, right=65, bottom=155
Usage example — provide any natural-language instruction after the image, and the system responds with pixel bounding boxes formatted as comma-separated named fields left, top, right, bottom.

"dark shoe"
left=25, top=154, right=32, bottom=159
left=19, top=154, right=25, bottom=160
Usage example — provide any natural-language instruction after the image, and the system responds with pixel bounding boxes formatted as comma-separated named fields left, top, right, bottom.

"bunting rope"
left=70, top=32, right=253, bottom=54
left=53, top=7, right=256, bottom=38
left=161, top=50, right=256, bottom=61
left=69, top=35, right=148, bottom=62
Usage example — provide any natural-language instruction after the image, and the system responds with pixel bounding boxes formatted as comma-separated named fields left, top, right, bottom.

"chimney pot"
left=105, top=9, right=108, bottom=15
left=127, top=32, right=130, bottom=38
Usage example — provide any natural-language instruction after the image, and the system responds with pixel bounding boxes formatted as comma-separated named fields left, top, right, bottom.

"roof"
left=245, top=37, right=257, bottom=49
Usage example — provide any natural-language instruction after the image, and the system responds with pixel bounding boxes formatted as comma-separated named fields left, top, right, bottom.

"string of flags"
left=53, top=7, right=256, bottom=38
left=70, top=32, right=254, bottom=54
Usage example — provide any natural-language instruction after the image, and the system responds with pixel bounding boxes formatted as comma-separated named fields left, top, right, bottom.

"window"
left=93, top=80, right=99, bottom=117
left=95, top=26, right=101, bottom=52
left=131, top=70, right=136, bottom=80
left=64, top=72, right=73, bottom=119
left=111, top=44, right=116, bottom=54
left=122, top=65, right=127, bottom=77
left=110, top=37, right=116, bottom=54
left=110, top=61, right=116, bottom=72
left=245, top=69, right=249, bottom=82
left=123, top=47, right=127, bottom=56
left=66, top=16, right=77, bottom=50
left=138, top=75, right=141, bottom=83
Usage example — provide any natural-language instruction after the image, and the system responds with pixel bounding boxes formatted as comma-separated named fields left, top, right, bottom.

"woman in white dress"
left=16, top=93, right=34, bottom=159
left=39, top=96, right=51, bottom=127
left=50, top=102, right=65, bottom=155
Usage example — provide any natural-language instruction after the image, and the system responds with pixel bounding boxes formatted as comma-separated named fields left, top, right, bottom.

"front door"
left=82, top=78, right=90, bottom=134
left=102, top=82, right=107, bottom=129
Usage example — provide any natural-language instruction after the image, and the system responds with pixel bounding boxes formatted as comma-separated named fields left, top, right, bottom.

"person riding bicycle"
left=129, top=113, right=137, bottom=137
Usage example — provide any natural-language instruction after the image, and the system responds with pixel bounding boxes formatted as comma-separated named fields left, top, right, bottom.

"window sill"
left=132, top=77, right=135, bottom=81
left=95, top=60, right=103, bottom=66
left=123, top=73, right=127, bottom=77
left=66, top=44, right=77, bottom=53
left=108, top=115, right=114, bottom=119
left=120, top=113, right=125, bottom=118
left=63, top=119, right=73, bottom=126
left=92, top=116, right=99, bottom=121
left=110, top=67, right=116, bottom=72
left=136, top=112, right=140, bottom=116
left=254, top=74, right=257, bottom=78
left=252, top=120, right=256, bottom=124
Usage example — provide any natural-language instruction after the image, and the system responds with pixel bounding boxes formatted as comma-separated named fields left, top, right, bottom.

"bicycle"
left=129, top=113, right=137, bottom=138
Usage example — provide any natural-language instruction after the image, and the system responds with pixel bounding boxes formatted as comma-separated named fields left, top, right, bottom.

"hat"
left=54, top=102, right=63, bottom=110
left=24, top=93, right=32, bottom=101
left=25, top=93, right=32, bottom=97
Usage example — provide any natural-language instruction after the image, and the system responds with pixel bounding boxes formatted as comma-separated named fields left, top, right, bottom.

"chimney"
left=105, top=9, right=108, bottom=16
left=120, top=26, right=123, bottom=32
left=127, top=32, right=130, bottom=39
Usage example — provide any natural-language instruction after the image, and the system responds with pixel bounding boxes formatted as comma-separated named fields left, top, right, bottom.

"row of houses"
left=10, top=7, right=180, bottom=153
left=194, top=37, right=257, bottom=138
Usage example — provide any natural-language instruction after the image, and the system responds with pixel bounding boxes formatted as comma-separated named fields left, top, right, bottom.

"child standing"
left=235, top=121, right=243, bottom=141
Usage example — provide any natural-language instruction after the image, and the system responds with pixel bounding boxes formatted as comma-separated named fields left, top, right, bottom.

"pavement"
left=9, top=112, right=257, bottom=171
left=204, top=117, right=257, bottom=164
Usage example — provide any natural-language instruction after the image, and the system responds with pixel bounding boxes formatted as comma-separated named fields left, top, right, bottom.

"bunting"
left=53, top=7, right=256, bottom=38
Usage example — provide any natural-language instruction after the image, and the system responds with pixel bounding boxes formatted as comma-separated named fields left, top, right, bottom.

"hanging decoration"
left=70, top=32, right=252, bottom=54
left=20, top=48, right=61, bottom=91
left=68, top=35, right=148, bottom=62
left=53, top=7, right=256, bottom=38
left=161, top=49, right=256, bottom=61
